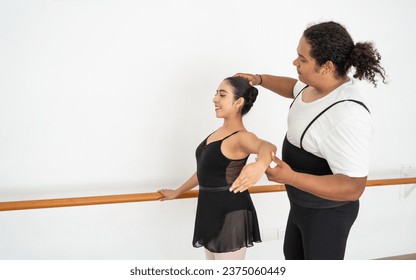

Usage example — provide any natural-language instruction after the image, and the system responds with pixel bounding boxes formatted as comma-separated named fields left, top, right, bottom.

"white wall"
left=0, top=0, right=415, bottom=260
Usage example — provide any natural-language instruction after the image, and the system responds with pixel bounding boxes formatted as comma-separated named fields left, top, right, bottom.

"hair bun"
left=246, top=87, right=258, bottom=106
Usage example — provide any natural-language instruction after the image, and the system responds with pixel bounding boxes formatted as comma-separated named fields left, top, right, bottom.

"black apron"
left=283, top=87, right=370, bottom=208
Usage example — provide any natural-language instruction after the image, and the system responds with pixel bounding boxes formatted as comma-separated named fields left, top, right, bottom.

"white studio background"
left=0, top=0, right=415, bottom=260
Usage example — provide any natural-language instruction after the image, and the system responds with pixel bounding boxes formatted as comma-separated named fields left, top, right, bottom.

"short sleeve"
left=293, top=81, right=307, bottom=98
left=317, top=116, right=374, bottom=177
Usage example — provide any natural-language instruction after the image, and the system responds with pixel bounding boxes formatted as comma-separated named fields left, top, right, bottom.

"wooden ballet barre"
left=0, top=177, right=415, bottom=212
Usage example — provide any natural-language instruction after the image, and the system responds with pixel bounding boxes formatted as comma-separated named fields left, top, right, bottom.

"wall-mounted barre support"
left=0, top=177, right=415, bottom=212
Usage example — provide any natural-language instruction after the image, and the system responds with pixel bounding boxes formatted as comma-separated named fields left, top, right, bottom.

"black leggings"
left=284, top=200, right=359, bottom=260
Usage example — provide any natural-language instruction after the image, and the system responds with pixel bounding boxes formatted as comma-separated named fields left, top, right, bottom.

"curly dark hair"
left=303, top=21, right=386, bottom=87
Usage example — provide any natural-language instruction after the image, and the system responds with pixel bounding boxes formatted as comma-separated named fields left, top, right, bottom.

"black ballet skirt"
left=192, top=131, right=261, bottom=253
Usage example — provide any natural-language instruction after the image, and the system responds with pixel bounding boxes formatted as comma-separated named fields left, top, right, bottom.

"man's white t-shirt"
left=286, top=79, right=373, bottom=177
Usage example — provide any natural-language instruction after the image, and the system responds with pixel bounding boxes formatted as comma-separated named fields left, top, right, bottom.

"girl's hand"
left=158, top=189, right=179, bottom=201
left=229, top=161, right=265, bottom=193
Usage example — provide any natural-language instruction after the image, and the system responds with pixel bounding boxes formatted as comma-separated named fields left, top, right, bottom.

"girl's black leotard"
left=192, top=131, right=261, bottom=253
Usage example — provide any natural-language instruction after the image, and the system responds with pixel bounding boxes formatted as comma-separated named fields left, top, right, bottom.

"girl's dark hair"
left=303, top=21, right=386, bottom=87
left=224, top=76, right=258, bottom=115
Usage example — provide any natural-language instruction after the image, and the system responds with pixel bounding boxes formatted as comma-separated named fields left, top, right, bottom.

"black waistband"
left=199, top=185, right=230, bottom=192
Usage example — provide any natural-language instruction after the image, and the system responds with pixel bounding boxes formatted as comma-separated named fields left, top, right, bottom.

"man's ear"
left=322, top=60, right=335, bottom=75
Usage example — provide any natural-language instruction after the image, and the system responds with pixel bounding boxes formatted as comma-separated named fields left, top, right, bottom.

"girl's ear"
left=234, top=97, right=245, bottom=110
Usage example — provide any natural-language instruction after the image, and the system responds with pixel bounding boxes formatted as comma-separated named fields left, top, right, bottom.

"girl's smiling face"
left=213, top=80, right=243, bottom=119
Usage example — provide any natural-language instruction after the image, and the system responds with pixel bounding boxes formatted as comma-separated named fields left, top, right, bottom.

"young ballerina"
left=158, top=76, right=276, bottom=260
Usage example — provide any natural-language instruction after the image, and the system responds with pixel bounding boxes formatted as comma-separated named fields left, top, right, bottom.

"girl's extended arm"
left=229, top=132, right=277, bottom=193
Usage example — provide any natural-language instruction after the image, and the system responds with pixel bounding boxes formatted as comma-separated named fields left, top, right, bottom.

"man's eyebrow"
left=298, top=52, right=307, bottom=59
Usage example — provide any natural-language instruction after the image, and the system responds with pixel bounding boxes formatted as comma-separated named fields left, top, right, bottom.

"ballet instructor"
left=231, top=21, right=386, bottom=259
